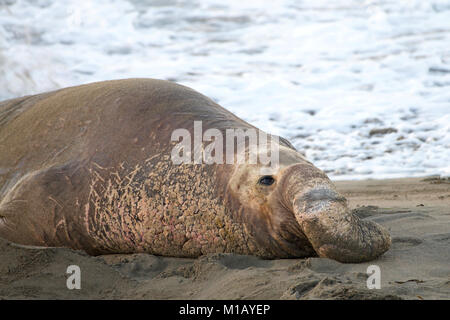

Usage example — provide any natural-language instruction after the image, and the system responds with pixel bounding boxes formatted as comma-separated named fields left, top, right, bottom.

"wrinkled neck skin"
left=227, top=145, right=391, bottom=263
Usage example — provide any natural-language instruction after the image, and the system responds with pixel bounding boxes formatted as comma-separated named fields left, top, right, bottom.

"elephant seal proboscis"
left=0, top=79, right=390, bottom=263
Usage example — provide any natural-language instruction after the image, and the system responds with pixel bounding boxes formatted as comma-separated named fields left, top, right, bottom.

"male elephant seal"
left=0, top=79, right=390, bottom=263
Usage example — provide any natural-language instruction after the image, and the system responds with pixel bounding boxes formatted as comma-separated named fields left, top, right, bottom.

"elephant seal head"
left=227, top=143, right=391, bottom=263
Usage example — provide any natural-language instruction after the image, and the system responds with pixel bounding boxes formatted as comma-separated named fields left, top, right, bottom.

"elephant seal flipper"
left=0, top=160, right=95, bottom=251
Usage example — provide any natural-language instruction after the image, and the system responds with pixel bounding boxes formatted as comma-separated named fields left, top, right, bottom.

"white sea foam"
left=0, top=0, right=449, bottom=179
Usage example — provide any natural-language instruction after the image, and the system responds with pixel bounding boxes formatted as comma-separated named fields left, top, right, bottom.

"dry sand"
left=0, top=177, right=449, bottom=300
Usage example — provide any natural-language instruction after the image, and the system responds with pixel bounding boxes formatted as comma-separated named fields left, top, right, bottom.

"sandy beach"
left=0, top=177, right=448, bottom=300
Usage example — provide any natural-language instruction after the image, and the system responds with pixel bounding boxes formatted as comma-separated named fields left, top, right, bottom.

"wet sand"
left=0, top=177, right=449, bottom=300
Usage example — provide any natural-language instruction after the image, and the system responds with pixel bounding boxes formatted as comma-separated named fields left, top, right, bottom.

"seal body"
left=0, top=79, right=391, bottom=262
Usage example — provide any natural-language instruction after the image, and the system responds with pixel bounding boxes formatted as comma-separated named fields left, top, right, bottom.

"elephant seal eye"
left=258, top=176, right=275, bottom=186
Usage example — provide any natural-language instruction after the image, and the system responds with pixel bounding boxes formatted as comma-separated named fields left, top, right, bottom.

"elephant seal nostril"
left=301, top=188, right=344, bottom=202
left=294, top=188, right=347, bottom=213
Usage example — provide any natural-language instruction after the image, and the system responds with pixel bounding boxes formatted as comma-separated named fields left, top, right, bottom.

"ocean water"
left=1, top=0, right=449, bottom=180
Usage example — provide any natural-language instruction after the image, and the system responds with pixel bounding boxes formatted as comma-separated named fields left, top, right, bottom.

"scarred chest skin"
left=83, top=151, right=269, bottom=257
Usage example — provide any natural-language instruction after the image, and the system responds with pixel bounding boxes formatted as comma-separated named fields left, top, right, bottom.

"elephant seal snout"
left=290, top=183, right=391, bottom=263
